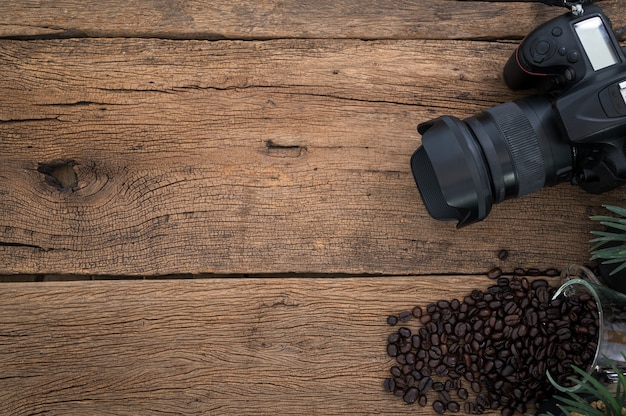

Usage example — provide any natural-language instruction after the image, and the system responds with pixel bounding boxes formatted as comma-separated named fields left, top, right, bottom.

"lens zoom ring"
left=486, top=102, right=545, bottom=197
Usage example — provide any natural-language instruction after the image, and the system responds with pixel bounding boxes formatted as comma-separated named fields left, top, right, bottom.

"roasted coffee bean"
left=501, top=407, right=515, bottom=416
left=398, top=327, right=411, bottom=338
left=383, top=378, right=395, bottom=393
left=438, top=390, right=451, bottom=405
left=531, top=279, right=549, bottom=289
left=513, top=267, right=526, bottom=276
left=418, top=376, right=432, bottom=394
left=443, top=355, right=457, bottom=368
left=503, top=301, right=519, bottom=315
left=557, top=327, right=572, bottom=340
left=457, top=388, right=468, bottom=400
left=399, top=310, right=413, bottom=322
left=509, top=279, right=522, bottom=291
left=471, top=380, right=481, bottom=393
left=403, top=387, right=419, bottom=404
left=478, top=308, right=491, bottom=318
left=433, top=400, right=446, bottom=414
left=418, top=394, right=427, bottom=407
left=476, top=393, right=489, bottom=407
left=454, top=322, right=467, bottom=338
left=410, top=334, right=421, bottom=349
left=488, top=300, right=502, bottom=311
left=394, top=377, right=407, bottom=390
left=387, top=333, right=400, bottom=344
left=537, top=287, right=550, bottom=304
left=545, top=268, right=560, bottom=277
left=429, top=346, right=442, bottom=359
left=405, top=352, right=416, bottom=365
left=396, top=354, right=406, bottom=365
left=497, top=249, right=509, bottom=260
left=447, top=401, right=460, bottom=413
left=524, top=310, right=538, bottom=326
left=386, top=343, right=398, bottom=357
left=436, top=365, right=449, bottom=376
left=386, top=315, right=398, bottom=326
left=437, top=300, right=450, bottom=310
left=504, top=314, right=520, bottom=326
left=487, top=267, right=502, bottom=279
left=501, top=365, right=515, bottom=377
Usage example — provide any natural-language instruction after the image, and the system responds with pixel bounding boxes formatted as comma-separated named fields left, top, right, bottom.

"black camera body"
left=411, top=5, right=626, bottom=227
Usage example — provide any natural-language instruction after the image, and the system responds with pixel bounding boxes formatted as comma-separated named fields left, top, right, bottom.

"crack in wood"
left=0, top=117, right=61, bottom=124
left=34, top=101, right=117, bottom=107
left=0, top=241, right=50, bottom=251
left=265, top=140, right=307, bottom=158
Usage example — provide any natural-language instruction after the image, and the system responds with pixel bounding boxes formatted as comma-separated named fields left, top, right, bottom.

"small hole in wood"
left=37, top=160, right=78, bottom=192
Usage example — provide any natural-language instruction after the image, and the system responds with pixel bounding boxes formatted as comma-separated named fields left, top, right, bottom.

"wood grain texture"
left=1, top=0, right=624, bottom=41
left=0, top=275, right=561, bottom=415
left=1, top=37, right=625, bottom=275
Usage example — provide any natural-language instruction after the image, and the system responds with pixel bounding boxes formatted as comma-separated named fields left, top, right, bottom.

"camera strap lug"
left=534, top=0, right=593, bottom=15
left=569, top=3, right=584, bottom=16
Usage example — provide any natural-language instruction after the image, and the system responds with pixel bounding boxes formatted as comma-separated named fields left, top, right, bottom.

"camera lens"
left=411, top=96, right=574, bottom=227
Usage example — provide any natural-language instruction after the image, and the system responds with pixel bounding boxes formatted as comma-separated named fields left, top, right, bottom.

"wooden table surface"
left=1, top=1, right=625, bottom=414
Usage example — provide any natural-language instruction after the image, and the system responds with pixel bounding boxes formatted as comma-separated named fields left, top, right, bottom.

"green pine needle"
left=590, top=205, right=626, bottom=276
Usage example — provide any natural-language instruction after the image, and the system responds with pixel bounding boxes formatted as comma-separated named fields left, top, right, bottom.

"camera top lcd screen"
left=574, top=16, right=620, bottom=71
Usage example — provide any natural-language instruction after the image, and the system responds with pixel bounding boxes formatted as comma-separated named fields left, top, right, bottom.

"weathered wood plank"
left=0, top=0, right=624, bottom=41
left=0, top=275, right=560, bottom=415
left=1, top=38, right=624, bottom=276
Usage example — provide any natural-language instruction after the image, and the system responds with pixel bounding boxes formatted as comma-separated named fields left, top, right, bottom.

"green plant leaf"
left=590, top=245, right=626, bottom=254
left=609, top=261, right=626, bottom=275
left=590, top=215, right=626, bottom=223
left=589, top=231, right=626, bottom=241
left=602, top=204, right=626, bottom=217
left=599, top=221, right=626, bottom=232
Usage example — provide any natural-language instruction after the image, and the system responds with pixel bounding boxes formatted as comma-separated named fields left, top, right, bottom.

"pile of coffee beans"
left=383, top=269, right=600, bottom=415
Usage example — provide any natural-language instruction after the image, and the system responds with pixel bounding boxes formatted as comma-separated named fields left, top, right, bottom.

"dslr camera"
left=411, top=3, right=626, bottom=227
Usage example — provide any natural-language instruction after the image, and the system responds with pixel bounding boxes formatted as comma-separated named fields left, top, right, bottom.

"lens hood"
left=411, top=116, right=493, bottom=228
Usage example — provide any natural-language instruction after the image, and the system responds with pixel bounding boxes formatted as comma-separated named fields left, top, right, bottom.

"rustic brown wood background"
left=1, top=0, right=625, bottom=414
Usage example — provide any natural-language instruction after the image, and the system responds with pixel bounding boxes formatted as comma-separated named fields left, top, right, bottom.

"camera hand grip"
left=503, top=48, right=543, bottom=90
